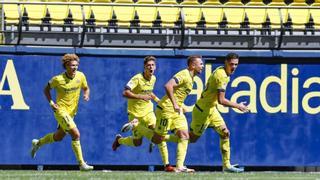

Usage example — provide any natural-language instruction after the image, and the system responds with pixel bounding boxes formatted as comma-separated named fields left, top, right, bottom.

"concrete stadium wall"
left=0, top=47, right=319, bottom=166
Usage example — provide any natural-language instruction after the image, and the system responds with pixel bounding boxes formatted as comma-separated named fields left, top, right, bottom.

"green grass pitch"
left=0, top=171, right=319, bottom=180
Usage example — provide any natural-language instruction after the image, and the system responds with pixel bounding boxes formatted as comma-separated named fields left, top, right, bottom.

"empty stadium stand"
left=1, top=0, right=320, bottom=49
left=223, top=0, right=246, bottom=28
left=46, top=0, right=69, bottom=25
left=112, top=0, right=135, bottom=27
left=23, top=0, right=47, bottom=25
left=267, top=0, right=288, bottom=29
left=245, top=0, right=267, bottom=29
left=3, top=1, right=22, bottom=25
left=310, top=2, right=320, bottom=29
left=157, top=0, right=180, bottom=27
left=68, top=0, right=91, bottom=25
left=288, top=0, right=310, bottom=30
left=90, top=0, right=113, bottom=26
left=135, top=0, right=157, bottom=27
left=180, top=0, right=201, bottom=28
left=202, top=0, right=223, bottom=28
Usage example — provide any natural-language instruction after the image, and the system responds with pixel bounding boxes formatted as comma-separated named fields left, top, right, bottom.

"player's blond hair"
left=61, top=54, right=80, bottom=68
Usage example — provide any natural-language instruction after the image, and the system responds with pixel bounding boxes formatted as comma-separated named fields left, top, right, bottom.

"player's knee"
left=178, top=135, right=189, bottom=141
left=221, top=148, right=228, bottom=153
left=69, top=128, right=81, bottom=140
left=54, top=137, right=63, bottom=142
left=152, top=138, right=163, bottom=144
left=133, top=139, right=143, bottom=146
left=151, top=134, right=164, bottom=144
left=220, top=127, right=230, bottom=139
left=177, top=130, right=189, bottom=140
left=70, top=133, right=80, bottom=141
left=189, top=132, right=199, bottom=143
left=53, top=134, right=64, bottom=142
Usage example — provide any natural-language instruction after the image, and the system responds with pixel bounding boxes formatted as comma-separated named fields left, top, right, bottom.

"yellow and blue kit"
left=156, top=69, right=194, bottom=135
left=191, top=66, right=230, bottom=135
left=49, top=71, right=88, bottom=131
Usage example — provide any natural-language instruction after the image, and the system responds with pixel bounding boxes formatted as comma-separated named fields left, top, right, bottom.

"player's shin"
left=176, top=138, right=188, bottom=168
left=220, top=138, right=231, bottom=168
left=71, top=140, right=85, bottom=165
left=38, top=133, right=55, bottom=146
left=158, top=141, right=169, bottom=165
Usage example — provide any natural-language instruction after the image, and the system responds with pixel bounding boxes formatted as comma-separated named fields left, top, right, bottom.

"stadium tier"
left=1, top=0, right=320, bottom=48
left=3, top=0, right=318, bottom=29
left=136, top=0, right=157, bottom=27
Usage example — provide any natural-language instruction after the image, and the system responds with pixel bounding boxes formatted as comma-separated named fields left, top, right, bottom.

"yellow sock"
left=71, top=140, right=84, bottom=165
left=176, top=139, right=188, bottom=168
left=220, top=138, right=231, bottom=168
left=158, top=141, right=169, bottom=165
left=164, top=134, right=179, bottom=143
left=136, top=124, right=154, bottom=141
left=38, top=133, right=54, bottom=147
left=118, top=137, right=135, bottom=146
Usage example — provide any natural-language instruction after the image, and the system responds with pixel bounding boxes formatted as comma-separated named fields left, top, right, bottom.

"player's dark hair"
left=187, top=55, right=202, bottom=66
left=225, top=53, right=239, bottom=61
left=144, top=56, right=156, bottom=65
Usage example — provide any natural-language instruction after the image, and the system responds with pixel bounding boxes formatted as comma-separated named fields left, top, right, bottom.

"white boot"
left=30, top=139, right=40, bottom=158
left=80, top=162, right=94, bottom=171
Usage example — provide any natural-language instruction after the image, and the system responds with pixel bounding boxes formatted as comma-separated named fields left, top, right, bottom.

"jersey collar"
left=222, top=67, right=230, bottom=77
left=65, top=72, right=75, bottom=80
left=142, top=72, right=152, bottom=81
left=187, top=68, right=195, bottom=80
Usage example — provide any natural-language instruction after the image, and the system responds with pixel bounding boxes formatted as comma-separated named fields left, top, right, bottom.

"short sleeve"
left=173, top=71, right=186, bottom=85
left=81, top=73, right=88, bottom=88
left=48, top=76, right=58, bottom=89
left=125, top=76, right=139, bottom=90
left=215, top=71, right=228, bottom=92
left=217, top=79, right=227, bottom=92
left=152, top=76, right=156, bottom=86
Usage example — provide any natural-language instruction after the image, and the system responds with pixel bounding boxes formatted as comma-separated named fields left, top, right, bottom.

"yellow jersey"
left=158, top=69, right=194, bottom=113
left=125, top=73, right=156, bottom=117
left=49, top=71, right=88, bottom=117
left=196, top=66, right=230, bottom=111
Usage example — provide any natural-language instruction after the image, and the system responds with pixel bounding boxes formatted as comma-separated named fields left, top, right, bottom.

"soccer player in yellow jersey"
left=190, top=53, right=249, bottom=173
left=111, top=56, right=174, bottom=172
left=30, top=54, right=93, bottom=171
left=152, top=55, right=204, bottom=173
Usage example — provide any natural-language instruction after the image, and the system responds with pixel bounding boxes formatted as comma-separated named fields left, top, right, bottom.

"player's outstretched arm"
left=218, top=91, right=250, bottom=113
